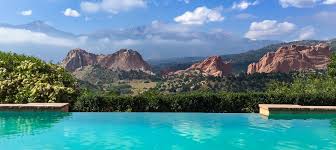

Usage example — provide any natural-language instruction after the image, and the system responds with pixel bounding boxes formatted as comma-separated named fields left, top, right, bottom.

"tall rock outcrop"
left=247, top=43, right=331, bottom=74
left=175, top=56, right=232, bottom=77
left=61, top=48, right=152, bottom=73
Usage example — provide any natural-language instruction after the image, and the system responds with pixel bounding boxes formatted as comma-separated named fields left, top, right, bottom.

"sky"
left=0, top=0, right=336, bottom=61
left=0, top=0, right=335, bottom=40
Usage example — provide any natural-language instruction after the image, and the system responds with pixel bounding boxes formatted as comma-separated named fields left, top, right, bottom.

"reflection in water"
left=248, top=114, right=294, bottom=132
left=172, top=120, right=220, bottom=143
left=0, top=112, right=71, bottom=137
left=330, top=119, right=336, bottom=135
left=248, top=114, right=336, bottom=150
left=268, top=114, right=336, bottom=120
left=0, top=113, right=336, bottom=149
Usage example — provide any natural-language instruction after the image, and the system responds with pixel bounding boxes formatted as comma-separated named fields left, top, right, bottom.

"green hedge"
left=72, top=92, right=336, bottom=112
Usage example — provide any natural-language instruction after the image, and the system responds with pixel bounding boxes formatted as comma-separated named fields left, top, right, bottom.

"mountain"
left=150, top=40, right=331, bottom=74
left=247, top=43, right=331, bottom=74
left=174, top=56, right=232, bottom=77
left=0, top=20, right=75, bottom=38
left=61, top=48, right=152, bottom=74
left=221, top=40, right=327, bottom=73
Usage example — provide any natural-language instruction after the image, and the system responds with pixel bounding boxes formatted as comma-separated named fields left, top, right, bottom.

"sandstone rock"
left=247, top=43, right=331, bottom=74
left=61, top=48, right=152, bottom=73
left=175, top=56, right=232, bottom=77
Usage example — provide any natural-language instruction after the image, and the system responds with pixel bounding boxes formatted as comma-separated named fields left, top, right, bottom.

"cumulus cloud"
left=64, top=8, right=81, bottom=17
left=279, top=0, right=319, bottom=8
left=20, top=10, right=32, bottom=16
left=0, top=27, right=77, bottom=47
left=232, top=0, right=259, bottom=10
left=81, top=0, right=146, bottom=14
left=296, top=26, right=315, bottom=40
left=323, top=0, right=336, bottom=4
left=245, top=20, right=296, bottom=40
left=174, top=6, right=224, bottom=25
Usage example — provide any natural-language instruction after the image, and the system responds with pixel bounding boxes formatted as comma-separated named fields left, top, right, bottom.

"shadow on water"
left=0, top=112, right=72, bottom=137
left=267, top=114, right=336, bottom=120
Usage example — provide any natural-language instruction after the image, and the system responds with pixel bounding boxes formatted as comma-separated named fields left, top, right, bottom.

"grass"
left=127, top=80, right=157, bottom=95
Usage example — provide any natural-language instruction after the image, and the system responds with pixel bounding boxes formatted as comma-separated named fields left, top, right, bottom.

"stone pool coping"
left=0, top=103, right=69, bottom=112
left=259, top=104, right=336, bottom=116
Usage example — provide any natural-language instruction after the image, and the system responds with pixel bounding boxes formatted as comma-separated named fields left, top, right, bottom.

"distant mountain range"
left=0, top=20, right=75, bottom=38
left=59, top=40, right=335, bottom=91
left=0, top=20, right=279, bottom=61
left=150, top=40, right=336, bottom=73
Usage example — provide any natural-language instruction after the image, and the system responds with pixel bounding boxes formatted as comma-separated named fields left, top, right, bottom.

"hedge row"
left=72, top=92, right=336, bottom=112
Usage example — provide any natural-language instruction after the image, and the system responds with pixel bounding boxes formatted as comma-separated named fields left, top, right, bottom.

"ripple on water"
left=0, top=113, right=336, bottom=150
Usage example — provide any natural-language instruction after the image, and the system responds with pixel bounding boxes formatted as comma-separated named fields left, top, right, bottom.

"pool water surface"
left=0, top=112, right=335, bottom=150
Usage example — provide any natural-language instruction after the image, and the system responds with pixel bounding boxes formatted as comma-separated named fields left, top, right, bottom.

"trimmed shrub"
left=72, top=92, right=336, bottom=113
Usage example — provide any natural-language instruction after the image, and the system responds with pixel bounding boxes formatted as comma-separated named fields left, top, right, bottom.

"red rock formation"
left=61, top=48, right=152, bottom=73
left=175, top=56, right=232, bottom=77
left=247, top=43, right=331, bottom=74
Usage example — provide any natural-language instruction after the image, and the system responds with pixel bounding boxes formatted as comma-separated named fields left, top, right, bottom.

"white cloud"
left=174, top=6, right=224, bottom=25
left=21, top=10, right=32, bottom=16
left=80, top=2, right=101, bottom=13
left=245, top=20, right=296, bottom=40
left=151, top=20, right=195, bottom=33
left=81, top=0, right=146, bottom=14
left=323, top=0, right=336, bottom=4
left=232, top=1, right=259, bottom=10
left=279, top=0, right=319, bottom=8
left=0, top=27, right=77, bottom=47
left=297, top=26, right=315, bottom=40
left=64, top=8, right=81, bottom=17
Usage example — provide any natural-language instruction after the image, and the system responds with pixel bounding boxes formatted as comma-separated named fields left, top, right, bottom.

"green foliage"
left=72, top=92, right=336, bottom=112
left=268, top=52, right=336, bottom=96
left=268, top=74, right=336, bottom=95
left=330, top=39, right=336, bottom=51
left=157, top=72, right=294, bottom=93
left=0, top=51, right=78, bottom=103
left=107, top=84, right=133, bottom=95
left=328, top=53, right=336, bottom=77
left=73, top=65, right=160, bottom=91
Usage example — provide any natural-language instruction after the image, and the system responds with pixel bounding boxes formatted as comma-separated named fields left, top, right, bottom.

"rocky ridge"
left=174, top=56, right=232, bottom=77
left=247, top=43, right=331, bottom=74
left=61, top=48, right=152, bottom=74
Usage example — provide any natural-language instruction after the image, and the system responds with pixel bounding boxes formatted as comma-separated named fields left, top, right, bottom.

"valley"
left=57, top=39, right=335, bottom=95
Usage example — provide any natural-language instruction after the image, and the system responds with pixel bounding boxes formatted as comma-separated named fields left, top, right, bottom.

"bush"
left=72, top=92, right=336, bottom=112
left=0, top=52, right=78, bottom=103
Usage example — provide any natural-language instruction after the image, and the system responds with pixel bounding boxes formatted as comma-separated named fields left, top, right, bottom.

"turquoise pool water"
left=1, top=112, right=336, bottom=150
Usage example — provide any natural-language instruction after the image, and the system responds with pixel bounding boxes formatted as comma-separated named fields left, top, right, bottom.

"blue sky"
left=0, top=0, right=336, bottom=61
left=0, top=0, right=335, bottom=40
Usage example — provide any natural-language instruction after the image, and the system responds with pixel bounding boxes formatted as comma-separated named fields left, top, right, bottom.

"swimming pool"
left=0, top=112, right=335, bottom=150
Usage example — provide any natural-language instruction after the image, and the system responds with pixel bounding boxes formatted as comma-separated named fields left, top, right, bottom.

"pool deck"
left=0, top=103, right=69, bottom=112
left=259, top=104, right=336, bottom=116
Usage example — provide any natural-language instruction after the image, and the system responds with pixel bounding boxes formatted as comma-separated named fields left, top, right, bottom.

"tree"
left=328, top=53, right=336, bottom=78
left=0, top=52, right=78, bottom=103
